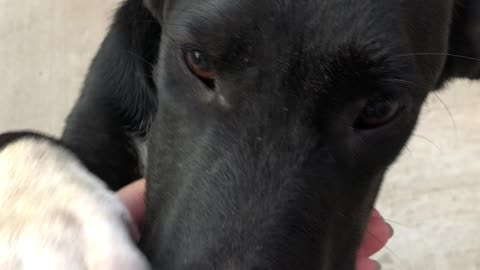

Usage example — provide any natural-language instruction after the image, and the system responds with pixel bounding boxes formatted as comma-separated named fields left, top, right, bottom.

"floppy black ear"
left=62, top=0, right=163, bottom=190
left=438, top=0, right=480, bottom=85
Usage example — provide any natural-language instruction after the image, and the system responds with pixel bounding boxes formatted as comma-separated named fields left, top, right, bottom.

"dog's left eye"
left=354, top=95, right=401, bottom=129
left=185, top=50, right=216, bottom=89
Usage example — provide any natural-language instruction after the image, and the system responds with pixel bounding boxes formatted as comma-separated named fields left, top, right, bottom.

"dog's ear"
left=78, top=0, right=162, bottom=136
left=438, top=0, right=480, bottom=85
left=144, top=0, right=164, bottom=21
left=62, top=0, right=163, bottom=189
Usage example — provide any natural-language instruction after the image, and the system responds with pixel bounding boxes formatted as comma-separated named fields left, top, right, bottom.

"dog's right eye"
left=354, top=95, right=402, bottom=130
left=185, top=49, right=216, bottom=89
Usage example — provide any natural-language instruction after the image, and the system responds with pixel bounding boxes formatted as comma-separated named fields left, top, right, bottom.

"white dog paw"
left=0, top=138, right=150, bottom=270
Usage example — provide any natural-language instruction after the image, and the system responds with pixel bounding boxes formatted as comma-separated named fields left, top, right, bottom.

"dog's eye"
left=355, top=95, right=401, bottom=129
left=185, top=50, right=216, bottom=89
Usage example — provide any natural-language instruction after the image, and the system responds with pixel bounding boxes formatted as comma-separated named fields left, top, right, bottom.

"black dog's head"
left=137, top=0, right=454, bottom=269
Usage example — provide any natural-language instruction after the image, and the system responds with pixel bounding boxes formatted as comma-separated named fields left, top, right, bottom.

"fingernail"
left=386, top=222, right=394, bottom=238
left=374, top=260, right=382, bottom=270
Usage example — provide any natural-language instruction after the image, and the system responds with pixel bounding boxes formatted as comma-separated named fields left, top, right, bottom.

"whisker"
left=391, top=52, right=480, bottom=63
left=383, top=78, right=417, bottom=87
left=382, top=218, right=412, bottom=229
left=403, top=145, right=412, bottom=155
left=411, top=134, right=442, bottom=152
left=432, top=92, right=459, bottom=144
left=120, top=50, right=157, bottom=69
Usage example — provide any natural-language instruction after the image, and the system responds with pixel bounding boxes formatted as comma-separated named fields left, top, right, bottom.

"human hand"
left=356, top=209, right=393, bottom=270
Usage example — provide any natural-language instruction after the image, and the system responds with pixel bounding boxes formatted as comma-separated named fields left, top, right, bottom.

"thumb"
left=117, top=179, right=147, bottom=230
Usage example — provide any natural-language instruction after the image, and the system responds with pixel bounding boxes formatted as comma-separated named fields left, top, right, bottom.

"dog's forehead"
left=163, top=0, right=450, bottom=32
left=165, top=0, right=406, bottom=25
left=163, top=0, right=409, bottom=52
left=158, top=0, right=452, bottom=89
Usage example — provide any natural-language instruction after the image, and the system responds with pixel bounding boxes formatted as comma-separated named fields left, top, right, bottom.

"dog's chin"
left=142, top=249, right=358, bottom=270
left=139, top=211, right=368, bottom=270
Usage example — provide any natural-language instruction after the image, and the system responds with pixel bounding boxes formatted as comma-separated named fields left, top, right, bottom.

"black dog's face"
left=141, top=0, right=452, bottom=269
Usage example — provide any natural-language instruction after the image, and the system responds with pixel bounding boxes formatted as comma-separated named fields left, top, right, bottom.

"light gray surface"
left=1, top=1, right=479, bottom=269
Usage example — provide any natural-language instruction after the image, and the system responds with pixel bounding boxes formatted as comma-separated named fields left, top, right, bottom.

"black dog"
left=1, top=0, right=479, bottom=269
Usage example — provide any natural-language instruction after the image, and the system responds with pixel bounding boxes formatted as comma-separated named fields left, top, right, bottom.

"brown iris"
left=185, top=50, right=216, bottom=88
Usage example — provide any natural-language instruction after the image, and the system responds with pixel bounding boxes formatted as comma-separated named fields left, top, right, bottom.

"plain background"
left=1, top=1, right=479, bottom=269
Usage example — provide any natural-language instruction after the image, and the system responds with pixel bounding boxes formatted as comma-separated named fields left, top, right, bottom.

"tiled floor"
left=1, top=1, right=479, bottom=269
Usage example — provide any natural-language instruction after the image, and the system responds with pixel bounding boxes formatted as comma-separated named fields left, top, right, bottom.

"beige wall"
left=1, top=1, right=479, bottom=269
left=0, top=0, right=119, bottom=135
